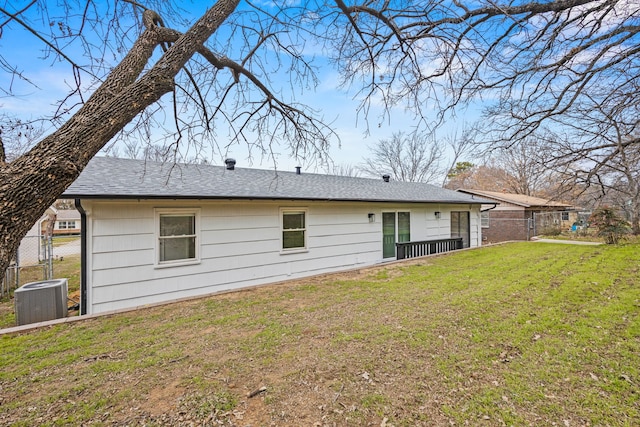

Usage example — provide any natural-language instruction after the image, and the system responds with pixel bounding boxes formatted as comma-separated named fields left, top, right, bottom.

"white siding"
left=81, top=200, right=481, bottom=314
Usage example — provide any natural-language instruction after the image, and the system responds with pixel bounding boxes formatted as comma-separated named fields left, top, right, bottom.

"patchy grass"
left=1, top=242, right=639, bottom=426
left=0, top=255, right=81, bottom=328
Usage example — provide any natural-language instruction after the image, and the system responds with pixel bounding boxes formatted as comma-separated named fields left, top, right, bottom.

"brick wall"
left=482, top=210, right=531, bottom=243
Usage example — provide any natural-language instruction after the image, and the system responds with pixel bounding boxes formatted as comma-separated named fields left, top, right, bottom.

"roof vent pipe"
left=382, top=174, right=390, bottom=182
left=225, top=158, right=236, bottom=170
left=295, top=166, right=301, bottom=175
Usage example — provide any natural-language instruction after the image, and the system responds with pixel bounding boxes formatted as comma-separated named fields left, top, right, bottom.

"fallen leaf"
left=619, top=374, right=632, bottom=383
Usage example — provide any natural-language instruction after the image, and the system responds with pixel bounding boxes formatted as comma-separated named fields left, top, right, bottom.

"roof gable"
left=55, top=209, right=81, bottom=220
left=457, top=189, right=572, bottom=208
left=63, top=157, right=493, bottom=205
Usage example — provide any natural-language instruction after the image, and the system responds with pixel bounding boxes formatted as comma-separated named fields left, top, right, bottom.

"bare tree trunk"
left=0, top=0, right=240, bottom=283
left=630, top=199, right=640, bottom=235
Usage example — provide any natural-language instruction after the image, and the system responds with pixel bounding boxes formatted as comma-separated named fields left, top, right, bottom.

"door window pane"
left=451, top=211, right=470, bottom=248
left=398, top=212, right=410, bottom=243
left=382, top=212, right=396, bottom=258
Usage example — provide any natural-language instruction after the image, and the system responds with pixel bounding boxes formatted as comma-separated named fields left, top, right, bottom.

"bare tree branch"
left=360, top=131, right=444, bottom=183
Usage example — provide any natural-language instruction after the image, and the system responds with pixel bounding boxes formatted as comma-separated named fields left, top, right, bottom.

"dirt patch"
left=141, top=379, right=185, bottom=416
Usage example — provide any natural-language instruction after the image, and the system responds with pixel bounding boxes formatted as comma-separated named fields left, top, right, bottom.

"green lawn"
left=0, top=255, right=81, bottom=328
left=1, top=242, right=638, bottom=426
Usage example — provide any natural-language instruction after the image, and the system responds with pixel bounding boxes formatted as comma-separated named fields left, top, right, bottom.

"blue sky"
left=0, top=1, right=474, bottom=175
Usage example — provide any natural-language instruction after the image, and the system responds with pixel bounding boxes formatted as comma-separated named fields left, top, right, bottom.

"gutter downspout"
left=74, top=199, right=88, bottom=315
left=481, top=203, right=498, bottom=212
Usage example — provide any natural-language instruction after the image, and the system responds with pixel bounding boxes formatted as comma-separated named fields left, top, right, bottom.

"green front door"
left=383, top=212, right=411, bottom=259
left=383, top=212, right=396, bottom=259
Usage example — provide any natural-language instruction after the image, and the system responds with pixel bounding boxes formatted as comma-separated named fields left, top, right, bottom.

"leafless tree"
left=0, top=118, right=45, bottom=162
left=605, top=169, right=640, bottom=235
left=536, top=94, right=640, bottom=232
left=445, top=162, right=514, bottom=192
left=490, top=139, right=561, bottom=197
left=553, top=130, right=640, bottom=234
left=326, top=0, right=640, bottom=175
left=439, top=127, right=476, bottom=187
left=0, top=0, right=337, bottom=282
left=360, top=132, right=444, bottom=183
left=329, top=163, right=362, bottom=177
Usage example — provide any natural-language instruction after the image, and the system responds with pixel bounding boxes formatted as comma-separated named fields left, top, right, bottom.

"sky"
left=0, top=1, right=475, bottom=177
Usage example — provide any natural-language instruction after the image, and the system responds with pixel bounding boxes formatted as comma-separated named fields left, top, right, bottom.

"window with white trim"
left=156, top=209, right=199, bottom=265
left=58, top=220, right=76, bottom=229
left=281, top=209, right=307, bottom=251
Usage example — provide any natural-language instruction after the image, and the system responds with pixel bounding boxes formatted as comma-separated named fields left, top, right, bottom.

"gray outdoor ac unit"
left=14, top=279, right=68, bottom=326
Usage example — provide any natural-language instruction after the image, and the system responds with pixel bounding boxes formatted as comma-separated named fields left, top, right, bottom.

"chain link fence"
left=533, top=211, right=591, bottom=236
left=1, top=235, right=81, bottom=298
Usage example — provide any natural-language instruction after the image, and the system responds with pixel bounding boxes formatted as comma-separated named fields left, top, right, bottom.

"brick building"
left=457, top=189, right=574, bottom=243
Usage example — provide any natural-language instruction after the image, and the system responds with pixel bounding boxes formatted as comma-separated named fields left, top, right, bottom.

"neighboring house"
left=457, top=189, right=574, bottom=243
left=17, top=207, right=57, bottom=266
left=63, top=157, right=495, bottom=315
left=42, top=208, right=82, bottom=235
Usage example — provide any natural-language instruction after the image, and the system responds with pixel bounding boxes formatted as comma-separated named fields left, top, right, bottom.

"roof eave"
left=64, top=193, right=489, bottom=205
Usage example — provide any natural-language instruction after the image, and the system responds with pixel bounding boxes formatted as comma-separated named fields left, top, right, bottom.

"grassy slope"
left=0, top=242, right=638, bottom=426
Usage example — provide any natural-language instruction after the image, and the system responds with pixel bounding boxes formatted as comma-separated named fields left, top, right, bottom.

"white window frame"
left=154, top=208, right=201, bottom=268
left=58, top=220, right=76, bottom=230
left=280, top=208, right=308, bottom=254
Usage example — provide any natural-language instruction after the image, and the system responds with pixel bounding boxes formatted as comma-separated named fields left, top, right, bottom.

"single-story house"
left=63, top=157, right=495, bottom=315
left=456, top=189, right=574, bottom=243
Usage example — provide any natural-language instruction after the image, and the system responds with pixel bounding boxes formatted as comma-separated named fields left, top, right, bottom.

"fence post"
left=48, top=237, right=54, bottom=279
left=15, top=249, right=20, bottom=291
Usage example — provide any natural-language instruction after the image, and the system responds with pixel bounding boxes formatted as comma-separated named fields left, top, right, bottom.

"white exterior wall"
left=81, top=199, right=481, bottom=314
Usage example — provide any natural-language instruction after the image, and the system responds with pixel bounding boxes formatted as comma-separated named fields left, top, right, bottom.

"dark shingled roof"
left=63, top=157, right=493, bottom=205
